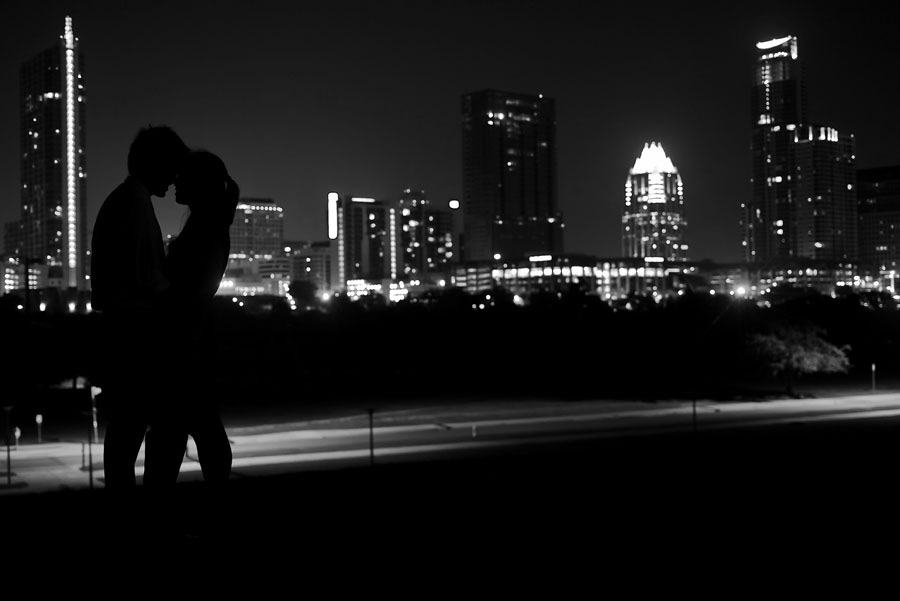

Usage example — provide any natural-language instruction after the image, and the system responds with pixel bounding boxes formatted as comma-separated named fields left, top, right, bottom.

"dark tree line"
left=1, top=287, right=896, bottom=414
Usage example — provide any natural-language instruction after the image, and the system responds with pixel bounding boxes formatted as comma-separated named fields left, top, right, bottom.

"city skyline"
left=1, top=1, right=898, bottom=264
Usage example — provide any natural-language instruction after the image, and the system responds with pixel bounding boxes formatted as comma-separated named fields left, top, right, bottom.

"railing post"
left=368, top=408, right=375, bottom=466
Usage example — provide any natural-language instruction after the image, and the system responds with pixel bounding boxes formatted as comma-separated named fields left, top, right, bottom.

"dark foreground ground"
left=5, top=412, right=900, bottom=593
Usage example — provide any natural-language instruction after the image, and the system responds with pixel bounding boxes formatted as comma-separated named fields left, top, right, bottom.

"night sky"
left=2, top=0, right=898, bottom=263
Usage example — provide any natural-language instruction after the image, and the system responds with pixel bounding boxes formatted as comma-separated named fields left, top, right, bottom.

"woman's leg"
left=142, top=420, right=189, bottom=487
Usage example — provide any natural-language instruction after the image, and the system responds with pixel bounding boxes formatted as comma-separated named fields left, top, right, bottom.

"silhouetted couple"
left=91, top=125, right=238, bottom=535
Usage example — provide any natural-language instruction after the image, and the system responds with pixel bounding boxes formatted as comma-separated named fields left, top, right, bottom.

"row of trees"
left=219, top=284, right=893, bottom=400
left=3, top=285, right=892, bottom=406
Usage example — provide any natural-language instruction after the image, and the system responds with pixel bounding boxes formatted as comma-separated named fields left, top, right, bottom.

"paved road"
left=4, top=392, right=900, bottom=588
left=4, top=392, right=900, bottom=494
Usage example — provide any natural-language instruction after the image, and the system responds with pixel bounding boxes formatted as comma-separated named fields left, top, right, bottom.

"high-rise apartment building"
left=857, top=165, right=900, bottom=278
left=743, top=35, right=856, bottom=264
left=327, top=193, right=399, bottom=289
left=4, top=17, right=87, bottom=292
left=398, top=189, right=454, bottom=279
left=622, top=142, right=687, bottom=261
left=220, top=198, right=287, bottom=298
left=461, top=89, right=563, bottom=262
left=229, top=198, right=284, bottom=258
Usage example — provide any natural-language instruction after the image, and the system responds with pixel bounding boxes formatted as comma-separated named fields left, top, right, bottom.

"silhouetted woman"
left=143, top=150, right=239, bottom=489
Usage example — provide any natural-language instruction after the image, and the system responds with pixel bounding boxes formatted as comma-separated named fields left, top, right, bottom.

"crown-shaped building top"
left=630, top=142, right=677, bottom=175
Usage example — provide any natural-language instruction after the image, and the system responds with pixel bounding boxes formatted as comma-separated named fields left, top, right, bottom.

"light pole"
left=367, top=408, right=375, bottom=467
left=692, top=298, right=736, bottom=433
left=90, top=387, right=100, bottom=444
left=87, top=416, right=94, bottom=490
left=3, top=406, right=12, bottom=487
left=872, top=363, right=876, bottom=392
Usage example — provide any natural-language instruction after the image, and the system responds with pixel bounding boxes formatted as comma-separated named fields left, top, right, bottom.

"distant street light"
left=872, top=363, right=876, bottom=392
left=35, top=414, right=43, bottom=444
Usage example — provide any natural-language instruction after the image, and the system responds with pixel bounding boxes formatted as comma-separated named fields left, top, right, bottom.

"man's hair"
left=127, top=125, right=189, bottom=177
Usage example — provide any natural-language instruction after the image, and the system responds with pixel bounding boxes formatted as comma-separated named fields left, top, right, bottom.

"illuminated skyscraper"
left=327, top=193, right=399, bottom=289
left=857, top=165, right=900, bottom=279
left=398, top=189, right=454, bottom=279
left=622, top=142, right=687, bottom=261
left=461, top=89, right=563, bottom=262
left=229, top=198, right=284, bottom=258
left=287, top=240, right=334, bottom=293
left=743, top=35, right=856, bottom=264
left=221, top=198, right=287, bottom=297
left=4, top=17, right=87, bottom=292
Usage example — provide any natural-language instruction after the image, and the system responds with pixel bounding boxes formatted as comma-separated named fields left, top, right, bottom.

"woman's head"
left=175, top=150, right=239, bottom=223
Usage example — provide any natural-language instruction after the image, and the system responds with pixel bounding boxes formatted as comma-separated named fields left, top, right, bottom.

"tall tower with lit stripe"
left=4, top=16, right=88, bottom=291
left=622, top=142, right=687, bottom=261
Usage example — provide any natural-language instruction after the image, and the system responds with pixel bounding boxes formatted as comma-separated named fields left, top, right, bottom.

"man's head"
left=127, top=125, right=190, bottom=197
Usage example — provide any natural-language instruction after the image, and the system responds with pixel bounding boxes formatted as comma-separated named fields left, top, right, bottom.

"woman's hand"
left=222, top=174, right=240, bottom=223
left=225, top=175, right=240, bottom=204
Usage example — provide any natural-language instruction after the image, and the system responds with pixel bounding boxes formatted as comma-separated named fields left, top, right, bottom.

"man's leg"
left=99, top=391, right=149, bottom=545
left=102, top=394, right=147, bottom=489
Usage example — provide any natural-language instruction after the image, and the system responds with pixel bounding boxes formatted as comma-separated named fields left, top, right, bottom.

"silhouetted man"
left=91, top=125, right=189, bottom=492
